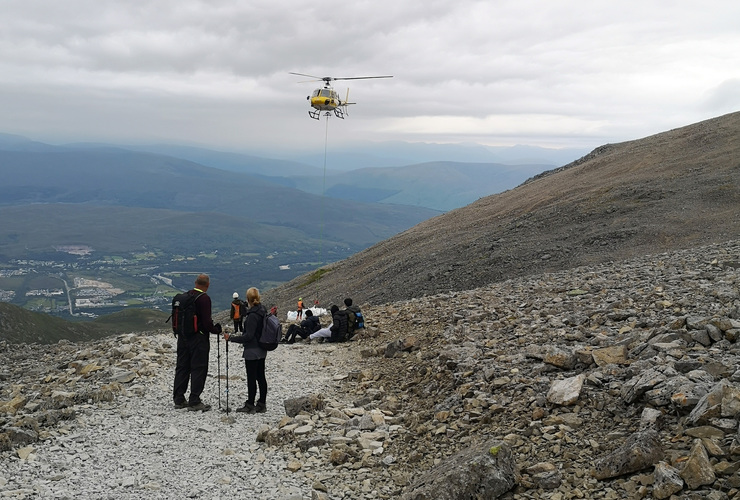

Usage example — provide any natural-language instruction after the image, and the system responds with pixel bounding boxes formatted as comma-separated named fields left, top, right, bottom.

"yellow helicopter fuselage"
left=309, top=88, right=341, bottom=111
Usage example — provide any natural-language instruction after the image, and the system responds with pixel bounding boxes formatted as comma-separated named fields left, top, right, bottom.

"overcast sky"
left=2, top=1, right=739, bottom=154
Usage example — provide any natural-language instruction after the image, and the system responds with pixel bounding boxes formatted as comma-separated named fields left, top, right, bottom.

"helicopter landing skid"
left=333, top=108, right=345, bottom=119
left=309, top=109, right=321, bottom=120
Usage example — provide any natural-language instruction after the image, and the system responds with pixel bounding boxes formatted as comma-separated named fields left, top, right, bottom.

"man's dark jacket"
left=193, top=290, right=218, bottom=334
left=302, top=315, right=321, bottom=334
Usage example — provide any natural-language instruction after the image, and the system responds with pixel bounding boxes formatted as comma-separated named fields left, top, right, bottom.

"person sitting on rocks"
left=308, top=305, right=348, bottom=343
left=283, top=309, right=321, bottom=343
left=308, top=322, right=332, bottom=342
left=343, top=297, right=364, bottom=339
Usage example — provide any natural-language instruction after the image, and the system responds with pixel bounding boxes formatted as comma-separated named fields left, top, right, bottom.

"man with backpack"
left=343, top=297, right=364, bottom=339
left=230, top=292, right=244, bottom=332
left=173, top=274, right=222, bottom=412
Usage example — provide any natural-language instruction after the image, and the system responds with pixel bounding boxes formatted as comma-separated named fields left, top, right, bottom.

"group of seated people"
left=281, top=298, right=364, bottom=344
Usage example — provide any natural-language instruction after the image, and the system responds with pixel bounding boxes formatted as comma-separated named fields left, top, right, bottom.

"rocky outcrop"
left=0, top=335, right=158, bottom=452
left=402, top=440, right=516, bottom=499
left=263, top=239, right=740, bottom=498
left=591, top=429, right=664, bottom=480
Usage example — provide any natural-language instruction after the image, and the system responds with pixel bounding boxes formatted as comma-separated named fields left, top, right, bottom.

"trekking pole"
left=225, top=333, right=231, bottom=414
left=217, top=330, right=222, bottom=411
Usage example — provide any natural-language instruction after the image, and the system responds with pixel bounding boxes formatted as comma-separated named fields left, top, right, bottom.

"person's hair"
left=195, top=274, right=210, bottom=287
left=246, top=287, right=261, bottom=306
left=305, top=310, right=313, bottom=317
left=330, top=304, right=339, bottom=314
left=344, top=298, right=353, bottom=306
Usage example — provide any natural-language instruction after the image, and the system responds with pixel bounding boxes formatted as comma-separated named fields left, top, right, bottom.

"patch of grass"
left=92, top=308, right=170, bottom=333
left=299, top=268, right=330, bottom=289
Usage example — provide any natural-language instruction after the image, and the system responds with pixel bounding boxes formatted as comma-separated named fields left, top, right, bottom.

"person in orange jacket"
left=230, top=292, right=244, bottom=332
left=297, top=297, right=304, bottom=320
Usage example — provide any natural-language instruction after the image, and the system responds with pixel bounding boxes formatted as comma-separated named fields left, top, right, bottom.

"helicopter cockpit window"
left=320, top=89, right=332, bottom=97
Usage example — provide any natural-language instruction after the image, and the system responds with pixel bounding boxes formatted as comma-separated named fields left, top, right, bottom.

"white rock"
left=294, top=424, right=313, bottom=435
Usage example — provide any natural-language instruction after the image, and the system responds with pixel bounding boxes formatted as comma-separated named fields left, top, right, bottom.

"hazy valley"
left=0, top=135, right=573, bottom=317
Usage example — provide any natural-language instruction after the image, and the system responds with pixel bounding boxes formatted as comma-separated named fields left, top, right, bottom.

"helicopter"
left=290, top=72, right=393, bottom=120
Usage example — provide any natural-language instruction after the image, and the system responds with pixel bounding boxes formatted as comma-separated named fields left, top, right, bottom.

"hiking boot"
left=255, top=402, right=266, bottom=413
left=187, top=402, right=212, bottom=412
left=174, top=400, right=188, bottom=409
left=236, top=402, right=256, bottom=413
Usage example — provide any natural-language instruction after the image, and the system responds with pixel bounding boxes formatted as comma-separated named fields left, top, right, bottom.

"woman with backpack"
left=224, top=287, right=268, bottom=413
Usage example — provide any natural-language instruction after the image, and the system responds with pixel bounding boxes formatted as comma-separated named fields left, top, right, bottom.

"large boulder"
left=592, top=429, right=664, bottom=480
left=402, top=440, right=516, bottom=500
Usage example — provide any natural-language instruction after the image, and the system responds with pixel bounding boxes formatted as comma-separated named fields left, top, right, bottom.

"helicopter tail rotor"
left=343, top=89, right=350, bottom=116
left=339, top=88, right=357, bottom=117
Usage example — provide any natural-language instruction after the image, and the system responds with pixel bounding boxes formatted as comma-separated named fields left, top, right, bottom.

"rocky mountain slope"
left=2, top=239, right=739, bottom=499
left=262, top=111, right=740, bottom=313
left=0, top=303, right=168, bottom=344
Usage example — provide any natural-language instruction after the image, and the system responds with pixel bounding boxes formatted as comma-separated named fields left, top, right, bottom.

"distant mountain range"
left=116, top=141, right=587, bottom=211
left=0, top=145, right=437, bottom=255
left=0, top=133, right=587, bottom=212
left=260, top=140, right=589, bottom=169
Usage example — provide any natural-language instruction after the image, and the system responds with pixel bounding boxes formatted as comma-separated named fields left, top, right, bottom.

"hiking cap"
left=233, top=292, right=239, bottom=299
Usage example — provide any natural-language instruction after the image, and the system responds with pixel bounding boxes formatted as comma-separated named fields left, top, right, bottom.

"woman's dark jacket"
left=328, top=310, right=349, bottom=343
left=227, top=303, right=267, bottom=360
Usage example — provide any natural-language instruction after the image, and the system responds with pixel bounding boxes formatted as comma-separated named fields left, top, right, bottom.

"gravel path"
left=2, top=332, right=347, bottom=500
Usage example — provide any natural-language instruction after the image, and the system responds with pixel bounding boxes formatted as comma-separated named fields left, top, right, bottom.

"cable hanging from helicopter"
left=290, top=73, right=393, bottom=120
left=288, top=72, right=393, bottom=303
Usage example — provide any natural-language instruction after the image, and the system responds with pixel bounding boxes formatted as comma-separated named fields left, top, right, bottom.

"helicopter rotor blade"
left=332, top=76, right=393, bottom=81
left=289, top=72, right=323, bottom=79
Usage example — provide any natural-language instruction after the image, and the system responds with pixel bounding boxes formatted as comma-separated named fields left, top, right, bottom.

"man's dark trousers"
left=173, top=333, right=210, bottom=405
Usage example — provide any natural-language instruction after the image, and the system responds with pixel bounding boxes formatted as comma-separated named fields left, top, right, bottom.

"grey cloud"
left=1, top=0, right=739, bottom=150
